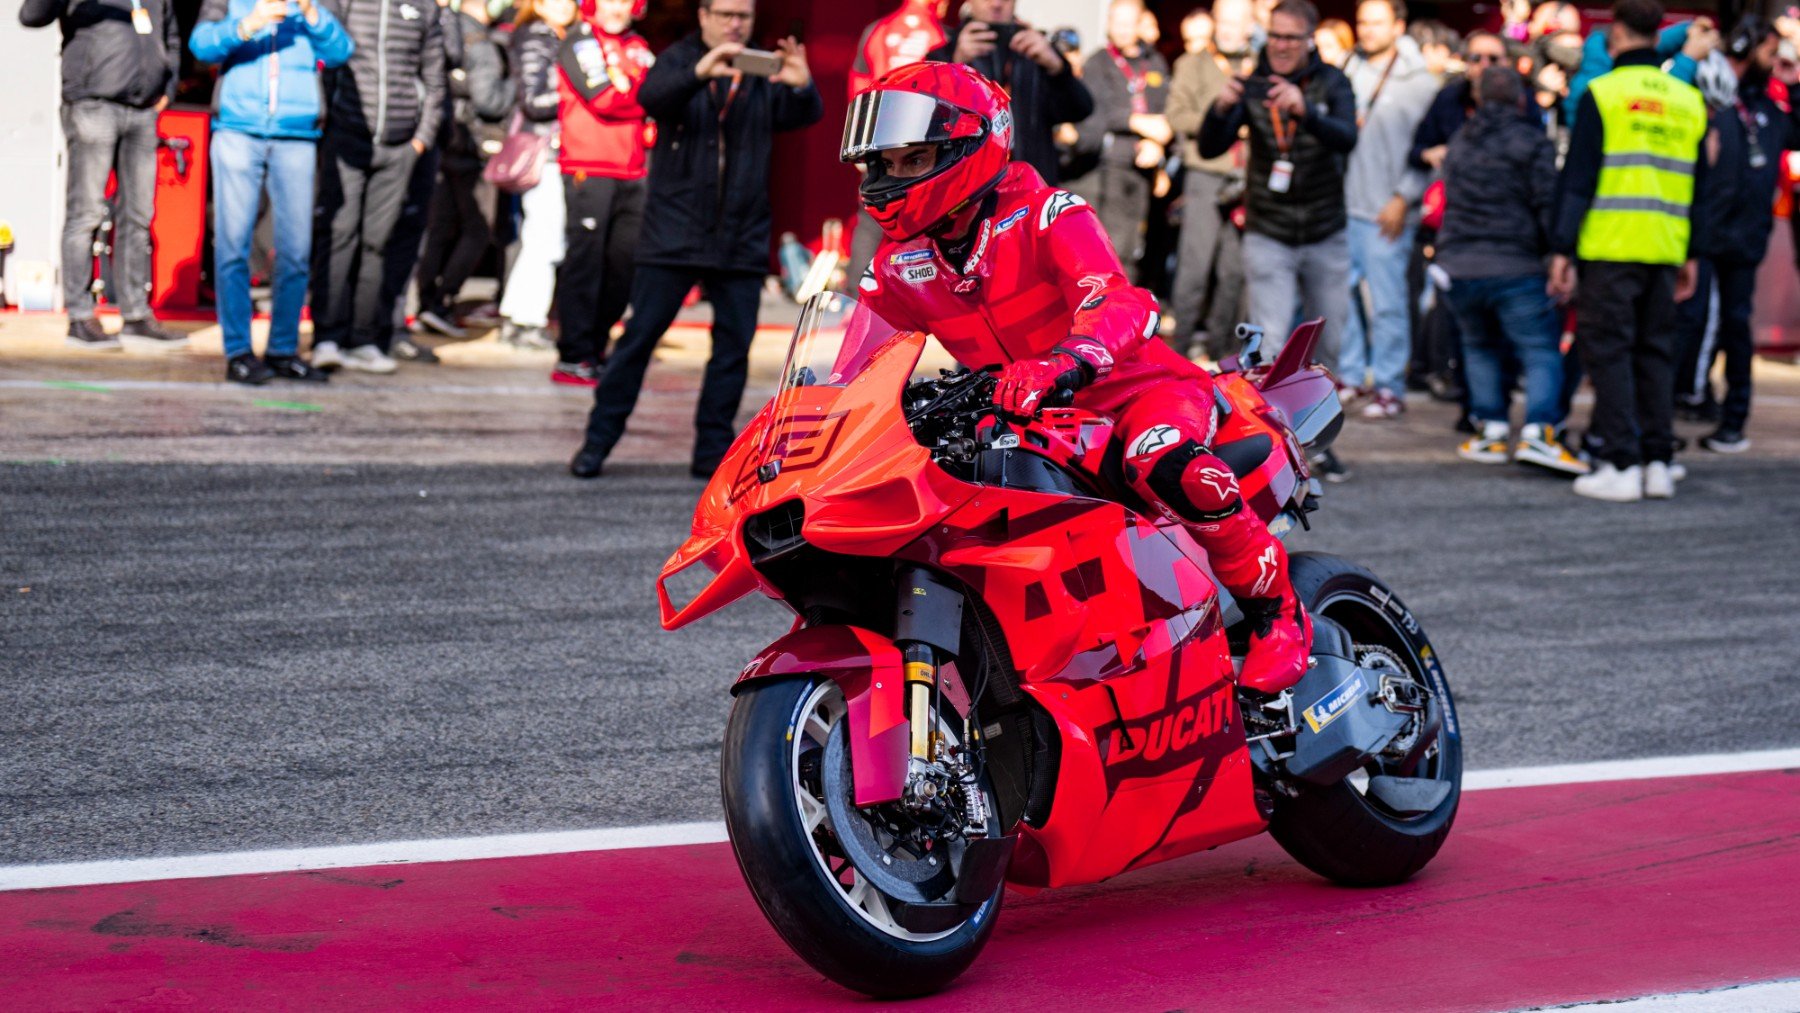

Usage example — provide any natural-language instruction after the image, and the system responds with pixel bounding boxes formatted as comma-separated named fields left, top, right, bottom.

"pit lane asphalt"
left=6, top=455, right=1800, bottom=865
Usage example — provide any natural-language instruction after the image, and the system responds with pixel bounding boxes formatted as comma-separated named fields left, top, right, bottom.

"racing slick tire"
left=721, top=675, right=1003, bottom=998
left=1268, top=552, right=1464, bottom=887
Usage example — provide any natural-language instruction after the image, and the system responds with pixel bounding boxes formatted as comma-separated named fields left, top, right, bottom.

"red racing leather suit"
left=859, top=162, right=1311, bottom=692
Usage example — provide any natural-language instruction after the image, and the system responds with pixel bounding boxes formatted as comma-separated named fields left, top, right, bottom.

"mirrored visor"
left=840, top=90, right=974, bottom=163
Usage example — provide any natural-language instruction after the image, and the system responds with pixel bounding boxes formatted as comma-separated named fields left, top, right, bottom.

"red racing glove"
left=993, top=353, right=1089, bottom=416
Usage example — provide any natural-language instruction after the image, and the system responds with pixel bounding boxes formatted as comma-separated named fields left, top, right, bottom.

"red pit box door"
left=150, top=108, right=210, bottom=312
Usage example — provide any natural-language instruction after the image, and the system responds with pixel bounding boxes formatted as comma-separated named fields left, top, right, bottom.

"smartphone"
left=1239, top=75, right=1272, bottom=102
left=735, top=49, right=784, bottom=78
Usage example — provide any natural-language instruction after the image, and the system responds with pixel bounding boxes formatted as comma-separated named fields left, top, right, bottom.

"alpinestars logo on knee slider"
left=1128, top=425, right=1182, bottom=459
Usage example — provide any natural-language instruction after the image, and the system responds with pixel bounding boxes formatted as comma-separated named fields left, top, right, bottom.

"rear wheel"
left=1267, top=552, right=1463, bottom=886
left=720, top=677, right=1003, bottom=997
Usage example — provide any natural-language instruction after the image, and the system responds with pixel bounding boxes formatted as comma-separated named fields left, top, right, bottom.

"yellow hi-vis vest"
left=1577, top=65, right=1706, bottom=265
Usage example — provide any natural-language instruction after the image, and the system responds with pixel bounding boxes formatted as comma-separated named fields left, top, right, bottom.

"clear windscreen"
left=775, top=292, right=900, bottom=399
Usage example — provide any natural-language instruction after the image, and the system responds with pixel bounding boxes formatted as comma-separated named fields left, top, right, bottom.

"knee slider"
left=1139, top=439, right=1243, bottom=524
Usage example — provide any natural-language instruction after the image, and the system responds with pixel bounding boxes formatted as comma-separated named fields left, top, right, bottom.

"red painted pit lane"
left=6, top=770, right=1798, bottom=1011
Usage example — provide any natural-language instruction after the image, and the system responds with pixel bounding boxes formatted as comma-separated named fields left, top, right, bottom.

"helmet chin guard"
left=841, top=62, right=1015, bottom=242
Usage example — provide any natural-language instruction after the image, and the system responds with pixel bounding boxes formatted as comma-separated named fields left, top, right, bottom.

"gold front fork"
left=903, top=643, right=937, bottom=761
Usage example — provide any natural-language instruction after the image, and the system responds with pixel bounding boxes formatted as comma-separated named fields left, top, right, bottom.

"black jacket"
left=325, top=0, right=446, bottom=148
left=1436, top=101, right=1558, bottom=279
left=1551, top=48, right=1706, bottom=258
left=636, top=32, right=824, bottom=273
left=926, top=30, right=1093, bottom=184
left=1199, top=50, right=1357, bottom=246
left=1408, top=78, right=1474, bottom=170
left=1692, top=80, right=1797, bottom=265
left=508, top=21, right=559, bottom=138
left=442, top=11, right=510, bottom=170
left=20, top=0, right=179, bottom=107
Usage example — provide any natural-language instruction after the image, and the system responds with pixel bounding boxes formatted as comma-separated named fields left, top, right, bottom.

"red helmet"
left=840, top=62, right=1014, bottom=242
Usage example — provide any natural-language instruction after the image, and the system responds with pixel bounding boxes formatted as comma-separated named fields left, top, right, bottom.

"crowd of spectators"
left=18, top=0, right=1798, bottom=496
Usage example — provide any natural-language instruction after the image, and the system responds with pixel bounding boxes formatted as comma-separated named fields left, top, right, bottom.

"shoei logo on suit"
left=903, top=264, right=937, bottom=283
left=399, top=2, right=421, bottom=17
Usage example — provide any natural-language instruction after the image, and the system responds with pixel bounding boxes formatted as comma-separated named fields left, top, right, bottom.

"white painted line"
left=1461, top=747, right=1800, bottom=791
left=0, top=822, right=729, bottom=893
left=1525, top=979, right=1800, bottom=1012
left=3, top=748, right=1797, bottom=893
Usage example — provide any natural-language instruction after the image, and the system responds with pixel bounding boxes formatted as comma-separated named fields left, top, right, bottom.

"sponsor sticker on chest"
left=902, top=263, right=937, bottom=283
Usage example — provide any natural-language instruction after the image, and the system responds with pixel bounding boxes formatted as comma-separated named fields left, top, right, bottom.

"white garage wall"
left=0, top=17, right=67, bottom=310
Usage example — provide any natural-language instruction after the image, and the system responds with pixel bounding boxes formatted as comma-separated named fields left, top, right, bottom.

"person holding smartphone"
left=189, top=0, right=353, bottom=384
left=571, top=0, right=822, bottom=480
left=926, top=0, right=1093, bottom=186
left=1199, top=0, right=1357, bottom=370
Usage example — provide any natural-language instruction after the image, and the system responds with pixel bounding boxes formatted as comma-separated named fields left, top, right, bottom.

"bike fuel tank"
left=1284, top=654, right=1411, bottom=786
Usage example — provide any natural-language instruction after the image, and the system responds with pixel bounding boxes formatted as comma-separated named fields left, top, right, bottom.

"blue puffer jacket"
left=190, top=0, right=354, bottom=140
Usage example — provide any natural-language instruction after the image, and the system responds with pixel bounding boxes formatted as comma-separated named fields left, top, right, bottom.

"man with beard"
left=1681, top=16, right=1797, bottom=454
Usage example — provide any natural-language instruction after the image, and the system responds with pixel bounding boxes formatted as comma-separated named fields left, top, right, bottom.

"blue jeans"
left=1444, top=273, right=1564, bottom=426
left=211, top=129, right=316, bottom=359
left=1338, top=217, right=1415, bottom=396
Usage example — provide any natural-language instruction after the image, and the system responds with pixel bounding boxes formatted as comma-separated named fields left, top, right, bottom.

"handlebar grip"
left=1046, top=387, right=1076, bottom=409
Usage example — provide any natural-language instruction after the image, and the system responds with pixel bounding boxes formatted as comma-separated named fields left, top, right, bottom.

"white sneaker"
left=340, top=344, right=398, bottom=374
left=311, top=340, right=345, bottom=370
left=1644, top=461, right=1676, bottom=499
left=1572, top=462, right=1644, bottom=502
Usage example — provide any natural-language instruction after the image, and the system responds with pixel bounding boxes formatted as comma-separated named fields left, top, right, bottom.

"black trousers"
left=1573, top=260, right=1679, bottom=467
left=581, top=264, right=763, bottom=469
left=1706, top=259, right=1758, bottom=431
left=380, top=146, right=440, bottom=350
left=557, top=174, right=645, bottom=365
left=416, top=165, right=497, bottom=314
left=1673, top=258, right=1716, bottom=408
left=312, top=130, right=419, bottom=349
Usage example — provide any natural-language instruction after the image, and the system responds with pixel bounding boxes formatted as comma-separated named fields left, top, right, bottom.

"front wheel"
left=1267, top=552, right=1464, bottom=886
left=720, top=676, right=1003, bottom=998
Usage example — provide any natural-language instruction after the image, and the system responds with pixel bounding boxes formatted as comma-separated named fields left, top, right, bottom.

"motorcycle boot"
left=1196, top=509, right=1313, bottom=694
left=1121, top=427, right=1313, bottom=693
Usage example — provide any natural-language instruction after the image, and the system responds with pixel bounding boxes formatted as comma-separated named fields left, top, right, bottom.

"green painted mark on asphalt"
left=252, top=399, right=325, bottom=412
left=42, top=381, right=112, bottom=393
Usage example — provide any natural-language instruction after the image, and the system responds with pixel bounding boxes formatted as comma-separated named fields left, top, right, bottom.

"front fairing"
left=658, top=295, right=977, bottom=629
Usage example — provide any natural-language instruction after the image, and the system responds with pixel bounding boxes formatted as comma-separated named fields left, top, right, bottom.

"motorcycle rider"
left=843, top=61, right=1311, bottom=693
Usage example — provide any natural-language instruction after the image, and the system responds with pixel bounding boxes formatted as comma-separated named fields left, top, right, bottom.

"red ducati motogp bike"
left=658, top=295, right=1462, bottom=997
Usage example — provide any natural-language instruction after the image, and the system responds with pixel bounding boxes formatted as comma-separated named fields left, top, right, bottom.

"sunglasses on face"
left=1468, top=52, right=1506, bottom=64
left=1268, top=31, right=1309, bottom=43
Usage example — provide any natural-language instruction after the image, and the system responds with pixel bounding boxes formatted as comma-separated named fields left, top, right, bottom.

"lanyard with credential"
left=1356, top=52, right=1398, bottom=128
left=1734, top=99, right=1769, bottom=169
left=1268, top=105, right=1298, bottom=158
left=1267, top=105, right=1299, bottom=193
left=1106, top=44, right=1150, bottom=115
